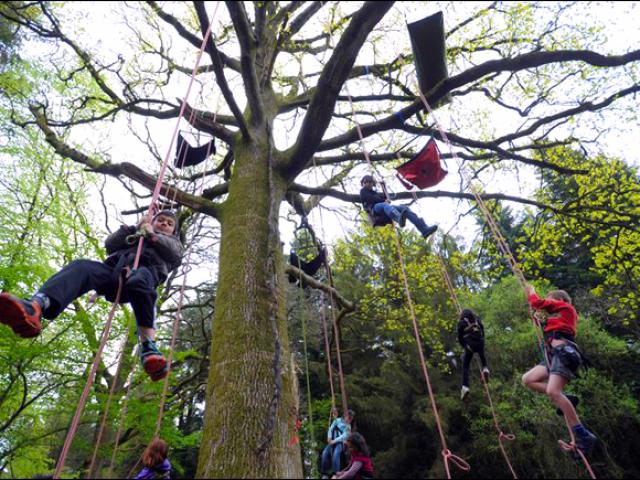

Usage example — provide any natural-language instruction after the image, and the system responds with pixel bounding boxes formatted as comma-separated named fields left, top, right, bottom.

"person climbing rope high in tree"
left=359, top=174, right=437, bottom=238
left=522, top=284, right=597, bottom=456
left=457, top=308, right=490, bottom=400
left=0, top=210, right=184, bottom=381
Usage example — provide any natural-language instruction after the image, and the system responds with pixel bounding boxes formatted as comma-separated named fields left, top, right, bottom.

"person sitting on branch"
left=359, top=174, right=437, bottom=239
left=0, top=210, right=183, bottom=381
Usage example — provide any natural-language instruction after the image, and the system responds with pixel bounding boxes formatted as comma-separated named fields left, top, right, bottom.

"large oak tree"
left=1, top=1, right=639, bottom=477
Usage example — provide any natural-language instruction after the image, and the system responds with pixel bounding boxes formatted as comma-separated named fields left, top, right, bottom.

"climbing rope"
left=154, top=139, right=215, bottom=438
left=344, top=83, right=469, bottom=478
left=53, top=269, right=127, bottom=479
left=294, top=264, right=319, bottom=478
left=106, top=353, right=138, bottom=478
left=85, top=108, right=209, bottom=477
left=433, top=252, right=517, bottom=479
left=307, top=166, right=342, bottom=418
left=416, top=90, right=596, bottom=478
left=53, top=8, right=218, bottom=476
left=305, top=154, right=350, bottom=417
left=86, top=336, right=130, bottom=478
left=321, top=251, right=350, bottom=420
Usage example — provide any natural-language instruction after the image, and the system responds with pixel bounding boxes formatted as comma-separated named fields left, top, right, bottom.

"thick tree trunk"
left=196, top=132, right=302, bottom=478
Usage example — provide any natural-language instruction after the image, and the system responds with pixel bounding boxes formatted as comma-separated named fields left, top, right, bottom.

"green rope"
left=296, top=264, right=318, bottom=479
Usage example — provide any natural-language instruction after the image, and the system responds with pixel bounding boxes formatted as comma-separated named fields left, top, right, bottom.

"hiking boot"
left=460, top=385, right=470, bottom=400
left=574, top=428, right=597, bottom=455
left=422, top=225, right=438, bottom=239
left=482, top=367, right=490, bottom=382
left=556, top=393, right=580, bottom=417
left=140, top=340, right=168, bottom=381
left=398, top=210, right=408, bottom=228
left=0, top=293, right=42, bottom=338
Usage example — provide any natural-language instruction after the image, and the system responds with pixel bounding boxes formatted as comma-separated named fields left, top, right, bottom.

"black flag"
left=174, top=132, right=216, bottom=168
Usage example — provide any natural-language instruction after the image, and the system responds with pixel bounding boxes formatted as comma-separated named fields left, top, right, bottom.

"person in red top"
left=522, top=285, right=597, bottom=455
left=332, top=432, right=374, bottom=479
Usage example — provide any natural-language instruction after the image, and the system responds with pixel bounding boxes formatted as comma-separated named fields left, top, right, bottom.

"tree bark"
left=196, top=130, right=302, bottom=478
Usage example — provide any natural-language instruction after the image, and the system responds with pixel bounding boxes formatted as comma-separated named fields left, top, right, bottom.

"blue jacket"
left=327, top=417, right=351, bottom=444
left=135, top=459, right=171, bottom=479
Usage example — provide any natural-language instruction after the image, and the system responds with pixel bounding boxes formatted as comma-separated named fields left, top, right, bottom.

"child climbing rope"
left=359, top=175, right=437, bottom=238
left=332, top=432, right=374, bottom=479
left=457, top=309, right=490, bottom=400
left=522, top=285, right=597, bottom=455
left=135, top=437, right=172, bottom=479
left=0, top=210, right=183, bottom=381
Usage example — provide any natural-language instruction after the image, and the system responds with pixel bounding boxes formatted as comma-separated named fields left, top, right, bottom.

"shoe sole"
left=143, top=354, right=168, bottom=381
left=423, top=227, right=438, bottom=239
left=0, top=293, right=41, bottom=338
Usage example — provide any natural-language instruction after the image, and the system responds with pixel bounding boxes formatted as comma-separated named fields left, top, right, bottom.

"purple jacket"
left=135, top=459, right=171, bottom=479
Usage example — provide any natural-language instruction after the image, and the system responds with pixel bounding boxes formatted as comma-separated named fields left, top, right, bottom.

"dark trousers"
left=462, top=344, right=488, bottom=388
left=39, top=259, right=157, bottom=328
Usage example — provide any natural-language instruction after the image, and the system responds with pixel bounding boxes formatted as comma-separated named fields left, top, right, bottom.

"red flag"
left=395, top=138, right=447, bottom=190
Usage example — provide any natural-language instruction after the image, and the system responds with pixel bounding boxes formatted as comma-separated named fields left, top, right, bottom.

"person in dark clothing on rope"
left=0, top=210, right=183, bottom=381
left=457, top=309, right=490, bottom=400
left=359, top=174, right=437, bottom=238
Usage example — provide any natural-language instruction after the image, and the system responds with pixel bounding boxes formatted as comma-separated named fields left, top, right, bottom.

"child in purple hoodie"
left=135, top=438, right=172, bottom=479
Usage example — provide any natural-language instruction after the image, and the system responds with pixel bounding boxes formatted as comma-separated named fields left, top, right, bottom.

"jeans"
left=372, top=202, right=431, bottom=236
left=462, top=343, right=488, bottom=387
left=320, top=441, right=343, bottom=474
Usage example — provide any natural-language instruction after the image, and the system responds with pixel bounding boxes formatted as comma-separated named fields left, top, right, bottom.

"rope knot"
left=442, top=448, right=471, bottom=472
left=499, top=431, right=516, bottom=442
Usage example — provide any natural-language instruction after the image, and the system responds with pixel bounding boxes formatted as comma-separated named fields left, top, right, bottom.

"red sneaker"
left=143, top=354, right=168, bottom=381
left=0, top=293, right=42, bottom=338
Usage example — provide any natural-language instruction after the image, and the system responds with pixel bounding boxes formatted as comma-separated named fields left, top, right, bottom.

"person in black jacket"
left=458, top=308, right=490, bottom=400
left=0, top=210, right=184, bottom=381
left=359, top=175, right=437, bottom=238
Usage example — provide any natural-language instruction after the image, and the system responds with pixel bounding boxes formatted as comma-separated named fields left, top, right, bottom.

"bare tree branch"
left=285, top=264, right=355, bottom=312
left=226, top=1, right=264, bottom=126
left=193, top=1, right=250, bottom=139
left=317, top=49, right=640, bottom=152
left=29, top=105, right=222, bottom=218
left=282, top=1, right=395, bottom=180
left=146, top=1, right=241, bottom=72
